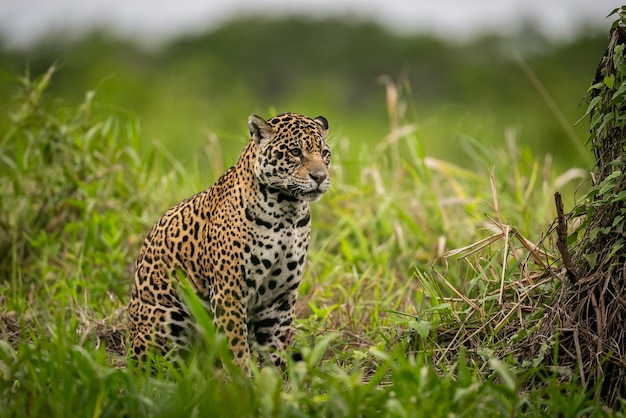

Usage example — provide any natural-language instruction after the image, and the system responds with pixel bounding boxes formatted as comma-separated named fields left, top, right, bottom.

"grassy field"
left=0, top=63, right=621, bottom=417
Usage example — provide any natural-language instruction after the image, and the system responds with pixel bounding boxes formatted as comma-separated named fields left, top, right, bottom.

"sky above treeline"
left=0, top=0, right=621, bottom=48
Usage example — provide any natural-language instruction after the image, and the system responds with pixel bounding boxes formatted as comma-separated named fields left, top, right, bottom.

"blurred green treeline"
left=0, top=18, right=608, bottom=171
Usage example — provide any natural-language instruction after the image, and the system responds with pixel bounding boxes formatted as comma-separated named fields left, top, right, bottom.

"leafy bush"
left=0, top=66, right=154, bottom=323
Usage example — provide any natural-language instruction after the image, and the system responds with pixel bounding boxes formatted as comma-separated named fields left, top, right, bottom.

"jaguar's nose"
left=309, top=170, right=327, bottom=185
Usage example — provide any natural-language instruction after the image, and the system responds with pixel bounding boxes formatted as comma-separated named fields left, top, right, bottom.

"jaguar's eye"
left=321, top=149, right=331, bottom=159
left=290, top=148, right=303, bottom=158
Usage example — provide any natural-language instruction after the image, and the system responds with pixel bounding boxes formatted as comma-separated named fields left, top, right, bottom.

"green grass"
left=0, top=68, right=621, bottom=417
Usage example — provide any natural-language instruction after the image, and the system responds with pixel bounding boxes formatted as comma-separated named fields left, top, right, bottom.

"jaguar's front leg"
left=212, top=290, right=252, bottom=371
left=251, top=291, right=298, bottom=368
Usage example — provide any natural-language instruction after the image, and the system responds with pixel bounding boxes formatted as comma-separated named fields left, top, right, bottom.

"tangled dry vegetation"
left=426, top=16, right=626, bottom=408
left=537, top=21, right=626, bottom=406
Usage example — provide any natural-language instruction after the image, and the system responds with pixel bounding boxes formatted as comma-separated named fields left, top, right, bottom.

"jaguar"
left=128, top=112, right=331, bottom=370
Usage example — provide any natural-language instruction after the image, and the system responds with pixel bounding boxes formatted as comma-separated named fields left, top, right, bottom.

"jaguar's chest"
left=241, top=207, right=311, bottom=309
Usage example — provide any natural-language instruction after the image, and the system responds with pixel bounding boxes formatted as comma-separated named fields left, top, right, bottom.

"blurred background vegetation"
left=0, top=18, right=607, bottom=173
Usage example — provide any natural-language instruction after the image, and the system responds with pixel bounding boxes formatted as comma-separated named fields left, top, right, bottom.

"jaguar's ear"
left=248, top=114, right=273, bottom=144
left=313, top=116, right=329, bottom=136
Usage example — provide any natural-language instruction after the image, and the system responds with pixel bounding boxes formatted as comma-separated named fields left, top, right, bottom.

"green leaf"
left=589, top=227, right=600, bottom=242
left=597, top=112, right=615, bottom=133
left=586, top=253, right=597, bottom=269
left=610, top=82, right=626, bottom=104
left=604, top=74, right=615, bottom=89
left=590, top=111, right=603, bottom=130
left=613, top=190, right=626, bottom=203
left=427, top=303, right=451, bottom=312
left=607, top=7, right=620, bottom=19
left=408, top=320, right=431, bottom=338
left=589, top=81, right=605, bottom=91
left=606, top=239, right=624, bottom=260
left=585, top=96, right=602, bottom=116
left=307, top=332, right=339, bottom=368
left=488, top=358, right=516, bottom=392
left=598, top=170, right=622, bottom=195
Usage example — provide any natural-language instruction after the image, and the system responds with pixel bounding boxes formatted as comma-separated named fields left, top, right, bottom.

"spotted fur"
left=128, top=113, right=331, bottom=369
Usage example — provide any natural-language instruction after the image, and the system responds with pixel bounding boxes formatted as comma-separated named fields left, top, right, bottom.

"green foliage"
left=0, top=66, right=151, bottom=314
left=0, top=59, right=620, bottom=416
left=573, top=7, right=626, bottom=271
left=0, top=323, right=611, bottom=417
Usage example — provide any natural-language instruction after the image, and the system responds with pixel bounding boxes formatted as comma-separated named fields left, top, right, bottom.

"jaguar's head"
left=249, top=113, right=331, bottom=202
